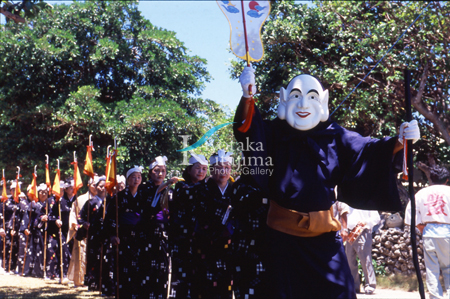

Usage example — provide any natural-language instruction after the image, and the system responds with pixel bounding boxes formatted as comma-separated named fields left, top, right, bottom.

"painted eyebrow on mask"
left=307, top=89, right=319, bottom=95
left=289, top=88, right=302, bottom=94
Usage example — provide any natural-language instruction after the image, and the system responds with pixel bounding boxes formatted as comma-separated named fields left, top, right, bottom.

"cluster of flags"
left=1, top=137, right=118, bottom=204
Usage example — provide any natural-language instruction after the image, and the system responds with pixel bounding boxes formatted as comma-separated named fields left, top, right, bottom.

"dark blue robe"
left=234, top=107, right=402, bottom=298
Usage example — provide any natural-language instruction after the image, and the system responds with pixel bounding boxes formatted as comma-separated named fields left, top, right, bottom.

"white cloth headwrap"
left=126, top=166, right=144, bottom=179
left=210, top=149, right=233, bottom=165
left=149, top=156, right=168, bottom=170
left=189, top=152, right=208, bottom=166
left=64, top=179, right=75, bottom=188
left=117, top=175, right=126, bottom=184
left=10, top=181, right=22, bottom=189
left=37, top=183, right=48, bottom=192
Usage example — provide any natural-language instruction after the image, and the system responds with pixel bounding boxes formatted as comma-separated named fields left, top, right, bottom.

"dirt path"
left=0, top=272, right=424, bottom=299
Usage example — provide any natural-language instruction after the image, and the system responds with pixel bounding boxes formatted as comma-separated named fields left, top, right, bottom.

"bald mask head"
left=277, top=75, right=329, bottom=131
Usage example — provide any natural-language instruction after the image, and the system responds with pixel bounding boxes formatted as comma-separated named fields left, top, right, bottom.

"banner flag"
left=28, top=173, right=38, bottom=202
left=217, top=0, right=271, bottom=62
left=83, top=145, right=95, bottom=179
left=52, top=169, right=61, bottom=201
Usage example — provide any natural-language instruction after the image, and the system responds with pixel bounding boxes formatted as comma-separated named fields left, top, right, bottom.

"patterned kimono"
left=191, top=179, right=234, bottom=299
left=23, top=199, right=47, bottom=277
left=138, top=180, right=171, bottom=299
left=169, top=180, right=202, bottom=298
left=46, top=196, right=72, bottom=279
left=17, top=197, right=33, bottom=275
left=230, top=177, right=270, bottom=299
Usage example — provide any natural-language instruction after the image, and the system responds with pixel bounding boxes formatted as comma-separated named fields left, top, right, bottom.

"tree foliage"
left=0, top=0, right=227, bottom=181
left=230, top=0, right=449, bottom=167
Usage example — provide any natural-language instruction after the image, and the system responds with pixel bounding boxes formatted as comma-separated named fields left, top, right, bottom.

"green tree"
left=1, top=0, right=52, bottom=24
left=0, top=0, right=225, bottom=181
left=230, top=1, right=449, bottom=167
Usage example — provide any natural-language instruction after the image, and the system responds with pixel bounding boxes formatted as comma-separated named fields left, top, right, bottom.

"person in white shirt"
left=405, top=167, right=450, bottom=299
left=336, top=201, right=380, bottom=295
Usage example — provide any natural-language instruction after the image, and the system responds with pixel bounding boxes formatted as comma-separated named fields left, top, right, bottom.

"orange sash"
left=267, top=200, right=341, bottom=237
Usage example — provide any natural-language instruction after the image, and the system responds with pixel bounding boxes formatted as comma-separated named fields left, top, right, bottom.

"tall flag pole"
left=22, top=165, right=37, bottom=276
left=98, top=145, right=110, bottom=295
left=113, top=138, right=120, bottom=299
left=2, top=169, right=6, bottom=270
left=43, top=155, right=50, bottom=278
left=83, top=135, right=95, bottom=179
left=217, top=0, right=271, bottom=132
left=52, top=159, right=64, bottom=284
left=9, top=166, right=20, bottom=272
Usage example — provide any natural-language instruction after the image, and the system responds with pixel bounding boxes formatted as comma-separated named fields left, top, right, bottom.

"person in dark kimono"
left=46, top=179, right=74, bottom=284
left=169, top=153, right=209, bottom=298
left=234, top=67, right=421, bottom=298
left=139, top=156, right=179, bottom=299
left=78, top=175, right=106, bottom=291
left=5, top=182, right=20, bottom=274
left=61, top=178, right=77, bottom=255
left=104, top=166, right=147, bottom=298
left=191, top=150, right=234, bottom=299
left=229, top=175, right=270, bottom=299
left=23, top=183, right=48, bottom=278
left=17, top=190, right=33, bottom=276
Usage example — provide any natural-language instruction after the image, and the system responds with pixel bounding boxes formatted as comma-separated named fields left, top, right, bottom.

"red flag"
left=13, top=175, right=21, bottom=203
left=45, top=164, right=51, bottom=188
left=1, top=173, right=7, bottom=203
left=105, top=150, right=117, bottom=196
left=72, top=161, right=83, bottom=195
left=83, top=145, right=95, bottom=179
left=28, top=173, right=38, bottom=202
left=52, top=169, right=61, bottom=201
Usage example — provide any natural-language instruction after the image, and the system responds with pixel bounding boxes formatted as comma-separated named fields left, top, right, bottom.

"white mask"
left=277, top=75, right=329, bottom=131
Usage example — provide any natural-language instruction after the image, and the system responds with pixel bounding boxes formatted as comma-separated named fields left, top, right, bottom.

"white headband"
left=189, top=152, right=208, bottom=166
left=117, top=175, right=126, bottom=184
left=10, top=182, right=22, bottom=189
left=210, top=149, right=233, bottom=165
left=64, top=179, right=75, bottom=188
left=126, top=166, right=144, bottom=179
left=149, top=156, right=167, bottom=170
left=37, top=183, right=48, bottom=192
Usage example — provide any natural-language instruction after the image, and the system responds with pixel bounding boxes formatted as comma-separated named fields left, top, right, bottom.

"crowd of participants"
left=0, top=150, right=270, bottom=299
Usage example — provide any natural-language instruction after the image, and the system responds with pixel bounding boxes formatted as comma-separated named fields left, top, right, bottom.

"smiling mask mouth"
left=296, top=111, right=310, bottom=118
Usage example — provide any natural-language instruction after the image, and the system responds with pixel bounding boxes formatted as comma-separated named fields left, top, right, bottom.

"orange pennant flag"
left=72, top=161, right=83, bottom=195
left=105, top=150, right=117, bottom=196
left=52, top=169, right=61, bottom=201
left=13, top=175, right=21, bottom=203
left=83, top=145, right=95, bottom=179
left=45, top=164, right=51, bottom=188
left=1, top=172, right=7, bottom=203
left=28, top=173, right=38, bottom=202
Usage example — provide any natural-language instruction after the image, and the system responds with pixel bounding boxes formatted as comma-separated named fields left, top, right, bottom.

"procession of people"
left=1, top=66, right=443, bottom=299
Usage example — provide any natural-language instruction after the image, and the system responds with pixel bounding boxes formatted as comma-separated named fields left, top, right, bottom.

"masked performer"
left=191, top=150, right=234, bottom=299
left=169, top=153, right=209, bottom=298
left=234, top=67, right=420, bottom=298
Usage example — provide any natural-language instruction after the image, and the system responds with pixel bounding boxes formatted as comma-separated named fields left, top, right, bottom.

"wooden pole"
left=2, top=201, right=6, bottom=270
left=58, top=200, right=64, bottom=283
left=404, top=69, right=425, bottom=299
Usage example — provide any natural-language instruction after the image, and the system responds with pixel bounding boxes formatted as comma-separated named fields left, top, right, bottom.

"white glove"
left=399, top=120, right=420, bottom=144
left=239, top=66, right=257, bottom=98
